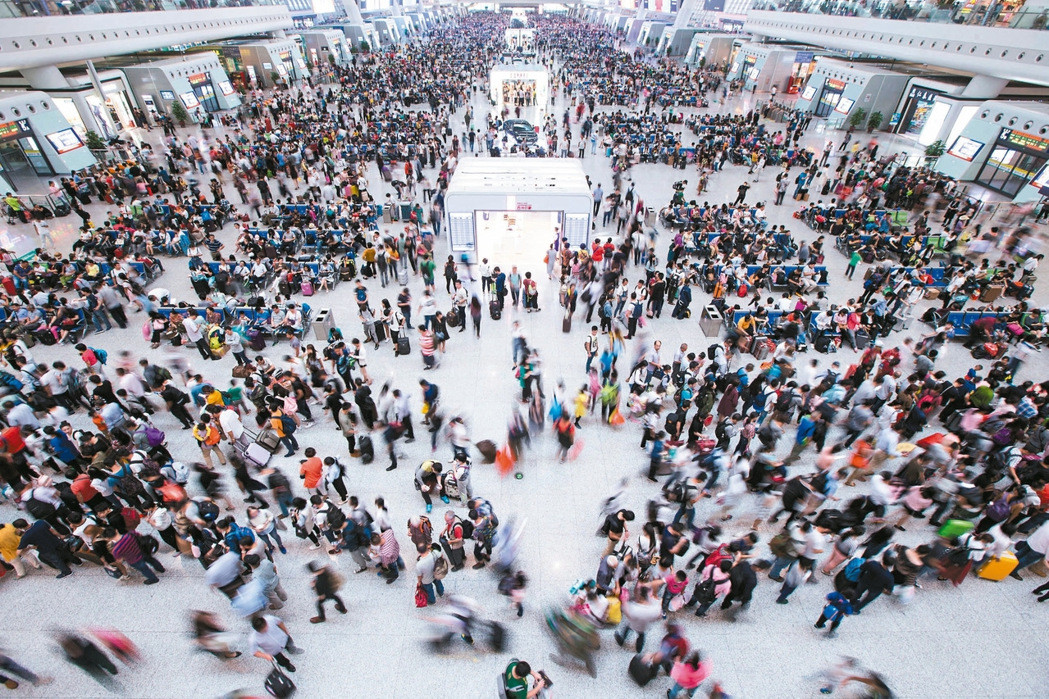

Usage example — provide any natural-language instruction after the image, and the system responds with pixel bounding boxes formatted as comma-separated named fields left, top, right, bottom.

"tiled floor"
left=2, top=36, right=1048, bottom=699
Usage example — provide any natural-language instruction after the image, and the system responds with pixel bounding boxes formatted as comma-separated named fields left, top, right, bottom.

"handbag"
left=415, top=583, right=428, bottom=608
left=265, top=663, right=296, bottom=698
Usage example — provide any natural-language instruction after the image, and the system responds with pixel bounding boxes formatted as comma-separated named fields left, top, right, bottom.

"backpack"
left=325, top=503, right=347, bottom=530
left=90, top=347, right=108, bottom=365
left=707, top=343, right=720, bottom=361
left=433, top=552, right=449, bottom=580
left=458, top=517, right=475, bottom=539
left=145, top=426, right=166, bottom=447
left=24, top=491, right=56, bottom=519
left=843, top=556, right=864, bottom=582
left=280, top=415, right=297, bottom=435
left=197, top=499, right=219, bottom=522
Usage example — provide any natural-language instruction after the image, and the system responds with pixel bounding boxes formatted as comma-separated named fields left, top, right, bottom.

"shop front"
left=895, top=86, right=944, bottom=139
left=813, top=78, right=846, bottom=117
left=975, top=128, right=1049, bottom=197
left=0, top=94, right=96, bottom=191
left=122, top=53, right=241, bottom=125
left=786, top=51, right=815, bottom=95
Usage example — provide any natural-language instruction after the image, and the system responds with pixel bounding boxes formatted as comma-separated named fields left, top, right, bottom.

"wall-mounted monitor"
left=834, top=97, right=855, bottom=115
left=800, top=85, right=816, bottom=101
left=947, top=136, right=984, bottom=162
left=44, top=128, right=84, bottom=154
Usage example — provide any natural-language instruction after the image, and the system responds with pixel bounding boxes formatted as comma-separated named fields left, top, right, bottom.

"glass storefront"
left=0, top=119, right=54, bottom=191
left=188, top=72, right=219, bottom=112
left=814, top=78, right=845, bottom=118
left=899, top=87, right=942, bottom=137
left=975, top=128, right=1049, bottom=197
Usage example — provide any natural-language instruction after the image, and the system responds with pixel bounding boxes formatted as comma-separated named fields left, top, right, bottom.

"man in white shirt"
left=249, top=615, right=299, bottom=673
left=219, top=407, right=245, bottom=446
left=181, top=311, right=212, bottom=361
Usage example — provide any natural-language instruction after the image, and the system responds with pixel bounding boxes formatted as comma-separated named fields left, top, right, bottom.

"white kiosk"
left=504, top=28, right=536, bottom=51
left=489, top=64, right=550, bottom=119
left=445, top=159, right=593, bottom=269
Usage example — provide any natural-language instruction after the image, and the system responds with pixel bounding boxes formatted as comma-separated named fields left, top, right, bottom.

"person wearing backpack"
left=848, top=551, right=895, bottom=612
left=307, top=560, right=346, bottom=623
left=440, top=511, right=468, bottom=571
left=415, top=542, right=446, bottom=605
left=269, top=407, right=299, bottom=457
left=192, top=417, right=226, bottom=470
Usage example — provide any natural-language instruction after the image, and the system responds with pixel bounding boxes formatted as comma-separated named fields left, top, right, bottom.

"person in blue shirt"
left=783, top=413, right=819, bottom=467
left=815, top=590, right=853, bottom=637
left=646, top=432, right=666, bottom=482
left=43, top=426, right=81, bottom=470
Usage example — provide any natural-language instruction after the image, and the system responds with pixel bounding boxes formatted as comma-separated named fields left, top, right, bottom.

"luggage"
left=247, top=328, right=265, bottom=351
left=52, top=201, right=71, bottom=217
left=265, top=664, right=296, bottom=698
left=441, top=536, right=465, bottom=568
left=1, top=277, right=14, bottom=296
left=854, top=328, right=870, bottom=351
left=358, top=435, right=374, bottom=464
left=301, top=281, right=314, bottom=296
left=397, top=266, right=409, bottom=286
left=375, top=322, right=387, bottom=343
left=476, top=439, right=497, bottom=463
left=446, top=308, right=460, bottom=327
left=977, top=551, right=1019, bottom=581
left=562, top=312, right=572, bottom=334
left=938, top=519, right=974, bottom=540
left=490, top=300, right=501, bottom=320
left=232, top=365, right=253, bottom=379
left=396, top=336, right=410, bottom=356
left=244, top=442, right=272, bottom=468
left=925, top=288, right=940, bottom=300
left=255, top=428, right=282, bottom=455
left=751, top=335, right=770, bottom=360
left=980, top=284, right=1004, bottom=302
left=629, top=653, right=659, bottom=687
left=487, top=622, right=506, bottom=652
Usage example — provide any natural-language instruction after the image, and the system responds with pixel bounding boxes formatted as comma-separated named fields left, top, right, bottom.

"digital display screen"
left=834, top=97, right=855, bottom=115
left=801, top=85, right=816, bottom=101
left=44, top=128, right=84, bottom=154
left=947, top=136, right=984, bottom=162
left=159, top=90, right=175, bottom=100
left=180, top=92, right=199, bottom=109
left=218, top=81, right=236, bottom=97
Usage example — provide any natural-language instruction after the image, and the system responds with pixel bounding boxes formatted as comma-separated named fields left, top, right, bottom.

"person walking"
left=249, top=615, right=301, bottom=673
left=13, top=518, right=80, bottom=579
left=814, top=590, right=853, bottom=637
left=106, top=528, right=165, bottom=585
left=308, top=561, right=347, bottom=623
left=614, top=585, right=661, bottom=652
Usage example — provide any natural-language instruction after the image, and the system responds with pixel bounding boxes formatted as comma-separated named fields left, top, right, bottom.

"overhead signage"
left=1000, top=128, right=1049, bottom=154
left=188, top=72, right=209, bottom=85
left=825, top=79, right=846, bottom=91
left=516, top=202, right=532, bottom=210
left=159, top=90, right=175, bottom=101
left=0, top=119, right=31, bottom=144
left=794, top=51, right=814, bottom=64
left=906, top=86, right=941, bottom=104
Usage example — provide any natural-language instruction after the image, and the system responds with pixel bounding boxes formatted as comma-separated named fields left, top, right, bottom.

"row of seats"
left=156, top=303, right=313, bottom=337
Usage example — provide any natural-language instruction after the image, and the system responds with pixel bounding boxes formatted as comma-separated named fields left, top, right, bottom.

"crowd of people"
left=0, top=9, right=1045, bottom=698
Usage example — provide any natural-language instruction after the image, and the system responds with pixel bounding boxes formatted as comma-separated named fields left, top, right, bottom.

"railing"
left=0, top=0, right=278, bottom=17
left=749, top=0, right=1048, bottom=29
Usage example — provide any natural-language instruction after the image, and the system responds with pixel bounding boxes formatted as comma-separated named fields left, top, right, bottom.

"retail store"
left=444, top=159, right=592, bottom=268
left=297, top=30, right=350, bottom=69
left=490, top=64, right=550, bottom=116
left=0, top=93, right=96, bottom=192
left=683, top=34, right=737, bottom=70
left=122, top=53, right=241, bottom=125
left=936, top=102, right=1049, bottom=202
left=795, top=60, right=909, bottom=128
left=221, top=40, right=310, bottom=89
left=47, top=72, right=139, bottom=143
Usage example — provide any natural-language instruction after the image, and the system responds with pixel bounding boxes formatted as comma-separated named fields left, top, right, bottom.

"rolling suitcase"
left=562, top=312, right=572, bottom=334
left=490, top=300, right=501, bottom=320
left=397, top=266, right=409, bottom=286
left=854, top=328, right=870, bottom=351
left=265, top=664, right=295, bottom=698
left=244, top=442, right=272, bottom=468
left=938, top=519, right=974, bottom=540
left=396, top=335, right=410, bottom=356
left=980, top=284, right=1004, bottom=302
left=977, top=552, right=1019, bottom=581
left=301, top=281, right=314, bottom=296
left=255, top=428, right=282, bottom=455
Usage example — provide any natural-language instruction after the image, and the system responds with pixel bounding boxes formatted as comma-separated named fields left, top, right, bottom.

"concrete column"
left=20, top=65, right=70, bottom=90
left=673, top=0, right=699, bottom=28
left=960, top=75, right=1008, bottom=99
left=86, top=60, right=119, bottom=141
left=341, top=0, right=364, bottom=24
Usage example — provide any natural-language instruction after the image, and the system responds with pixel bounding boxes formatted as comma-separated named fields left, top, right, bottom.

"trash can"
left=699, top=305, right=722, bottom=337
left=311, top=308, right=335, bottom=341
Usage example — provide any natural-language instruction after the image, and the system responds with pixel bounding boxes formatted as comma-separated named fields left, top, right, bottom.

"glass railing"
left=749, top=0, right=1048, bottom=29
left=0, top=0, right=278, bottom=17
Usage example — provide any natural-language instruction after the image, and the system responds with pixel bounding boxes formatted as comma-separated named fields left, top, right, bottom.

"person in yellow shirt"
left=0, top=521, right=42, bottom=577
left=192, top=415, right=226, bottom=469
left=202, top=386, right=227, bottom=409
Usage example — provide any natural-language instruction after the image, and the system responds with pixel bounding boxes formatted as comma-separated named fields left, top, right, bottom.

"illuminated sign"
left=45, top=128, right=84, bottom=154
left=801, top=85, right=816, bottom=101
left=825, top=79, right=846, bottom=91
left=188, top=72, right=209, bottom=85
left=834, top=97, right=855, bottom=115
left=1000, top=128, right=1049, bottom=154
left=0, top=119, right=31, bottom=143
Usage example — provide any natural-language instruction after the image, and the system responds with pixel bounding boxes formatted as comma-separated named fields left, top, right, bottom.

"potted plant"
left=924, top=140, right=946, bottom=163
left=169, top=100, right=189, bottom=128
left=847, top=107, right=868, bottom=130
left=359, top=40, right=370, bottom=53
left=270, top=71, right=282, bottom=87
left=84, top=130, right=107, bottom=151
left=867, top=111, right=883, bottom=132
